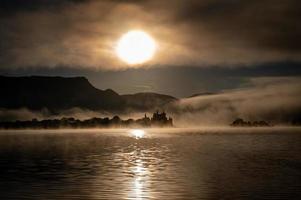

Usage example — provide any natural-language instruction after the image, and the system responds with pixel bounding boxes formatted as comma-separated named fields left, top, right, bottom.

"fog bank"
left=168, top=77, right=301, bottom=126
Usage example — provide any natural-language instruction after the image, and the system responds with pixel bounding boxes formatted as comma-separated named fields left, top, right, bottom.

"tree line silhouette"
left=0, top=111, right=173, bottom=129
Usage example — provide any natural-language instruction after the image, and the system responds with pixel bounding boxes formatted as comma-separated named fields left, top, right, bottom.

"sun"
left=116, top=30, right=156, bottom=65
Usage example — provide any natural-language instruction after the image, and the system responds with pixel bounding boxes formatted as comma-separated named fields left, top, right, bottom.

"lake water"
left=0, top=128, right=301, bottom=199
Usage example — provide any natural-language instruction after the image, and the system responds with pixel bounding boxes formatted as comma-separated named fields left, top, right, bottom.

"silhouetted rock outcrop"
left=231, top=118, right=271, bottom=127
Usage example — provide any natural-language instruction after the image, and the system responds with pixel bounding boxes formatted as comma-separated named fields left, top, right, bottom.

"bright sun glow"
left=116, top=30, right=156, bottom=65
left=130, top=129, right=145, bottom=139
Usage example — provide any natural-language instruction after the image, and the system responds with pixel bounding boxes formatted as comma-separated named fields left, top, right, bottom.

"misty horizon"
left=0, top=75, right=300, bottom=127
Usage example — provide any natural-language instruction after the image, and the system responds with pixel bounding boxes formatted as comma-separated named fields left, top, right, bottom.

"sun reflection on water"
left=127, top=129, right=150, bottom=199
left=132, top=157, right=149, bottom=200
left=130, top=129, right=145, bottom=139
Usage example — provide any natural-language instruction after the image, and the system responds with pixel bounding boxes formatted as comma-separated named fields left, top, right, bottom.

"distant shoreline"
left=1, top=126, right=300, bottom=132
left=0, top=111, right=173, bottom=130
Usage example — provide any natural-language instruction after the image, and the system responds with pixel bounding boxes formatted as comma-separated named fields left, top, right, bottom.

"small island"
left=0, top=111, right=173, bottom=129
left=230, top=118, right=271, bottom=127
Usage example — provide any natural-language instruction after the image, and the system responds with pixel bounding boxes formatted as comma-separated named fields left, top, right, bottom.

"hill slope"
left=0, top=76, right=176, bottom=112
left=0, top=76, right=124, bottom=112
left=122, top=92, right=177, bottom=111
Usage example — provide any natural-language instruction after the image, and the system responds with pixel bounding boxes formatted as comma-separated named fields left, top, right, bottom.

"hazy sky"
left=0, top=0, right=300, bottom=97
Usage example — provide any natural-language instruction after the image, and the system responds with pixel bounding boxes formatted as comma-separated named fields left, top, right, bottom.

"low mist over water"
left=0, top=128, right=301, bottom=199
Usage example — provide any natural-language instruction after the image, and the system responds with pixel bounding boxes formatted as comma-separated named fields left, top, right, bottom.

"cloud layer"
left=0, top=0, right=300, bottom=69
left=169, top=77, right=301, bottom=126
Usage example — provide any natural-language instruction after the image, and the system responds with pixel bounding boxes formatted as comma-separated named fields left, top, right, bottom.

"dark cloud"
left=0, top=0, right=300, bottom=69
left=153, top=0, right=301, bottom=57
left=0, top=0, right=88, bottom=16
left=182, top=0, right=301, bottom=52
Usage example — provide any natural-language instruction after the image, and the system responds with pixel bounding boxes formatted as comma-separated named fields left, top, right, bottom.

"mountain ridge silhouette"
left=0, top=76, right=176, bottom=112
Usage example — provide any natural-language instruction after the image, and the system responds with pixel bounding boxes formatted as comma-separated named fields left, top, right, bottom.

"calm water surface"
left=0, top=128, right=301, bottom=199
